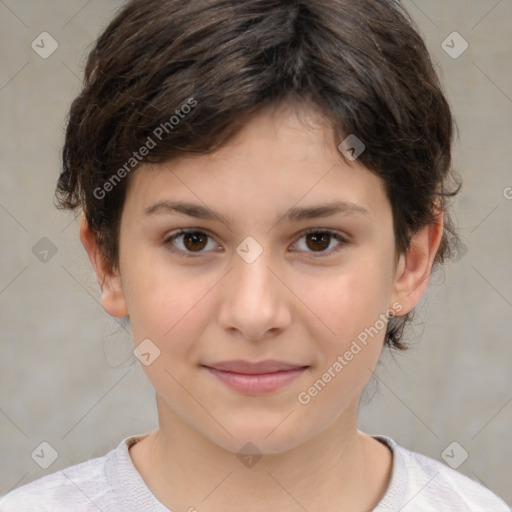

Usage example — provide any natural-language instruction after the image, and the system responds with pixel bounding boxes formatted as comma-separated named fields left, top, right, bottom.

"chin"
left=205, top=420, right=311, bottom=457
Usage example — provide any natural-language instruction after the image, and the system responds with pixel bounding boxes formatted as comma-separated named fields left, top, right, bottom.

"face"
left=87, top=103, right=432, bottom=455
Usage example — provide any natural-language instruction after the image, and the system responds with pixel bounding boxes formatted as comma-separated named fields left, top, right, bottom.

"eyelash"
left=162, top=228, right=349, bottom=259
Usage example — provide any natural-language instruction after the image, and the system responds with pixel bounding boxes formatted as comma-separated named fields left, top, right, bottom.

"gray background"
left=0, top=0, right=511, bottom=505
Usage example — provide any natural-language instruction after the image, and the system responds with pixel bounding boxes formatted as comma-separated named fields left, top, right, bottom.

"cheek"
left=122, top=253, right=212, bottom=355
left=294, top=269, right=391, bottom=417
left=125, top=265, right=216, bottom=401
left=304, top=262, right=393, bottom=343
left=294, top=257, right=395, bottom=399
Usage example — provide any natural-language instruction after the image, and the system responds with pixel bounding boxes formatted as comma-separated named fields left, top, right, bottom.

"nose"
left=217, top=246, right=292, bottom=341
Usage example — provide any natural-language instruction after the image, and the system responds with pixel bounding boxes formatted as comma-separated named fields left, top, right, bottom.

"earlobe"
left=79, top=213, right=129, bottom=318
left=390, top=211, right=444, bottom=315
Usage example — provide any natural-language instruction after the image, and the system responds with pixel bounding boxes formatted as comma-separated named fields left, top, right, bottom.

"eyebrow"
left=143, top=200, right=371, bottom=224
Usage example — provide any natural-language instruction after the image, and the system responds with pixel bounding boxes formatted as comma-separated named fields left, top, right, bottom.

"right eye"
left=163, top=229, right=221, bottom=257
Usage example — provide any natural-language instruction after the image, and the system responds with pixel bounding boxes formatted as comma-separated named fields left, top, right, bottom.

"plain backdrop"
left=0, top=0, right=511, bottom=505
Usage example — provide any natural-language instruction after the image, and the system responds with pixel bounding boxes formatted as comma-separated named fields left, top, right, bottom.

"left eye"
left=163, top=229, right=348, bottom=258
left=291, top=229, right=348, bottom=256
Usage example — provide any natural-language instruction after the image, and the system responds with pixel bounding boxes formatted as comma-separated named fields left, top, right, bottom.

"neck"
left=129, top=395, right=392, bottom=512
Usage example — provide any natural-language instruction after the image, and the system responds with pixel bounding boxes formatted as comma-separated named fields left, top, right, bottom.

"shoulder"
left=373, top=435, right=510, bottom=512
left=0, top=436, right=133, bottom=512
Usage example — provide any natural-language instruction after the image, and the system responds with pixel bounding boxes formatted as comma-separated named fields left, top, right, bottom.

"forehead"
left=122, top=104, right=390, bottom=225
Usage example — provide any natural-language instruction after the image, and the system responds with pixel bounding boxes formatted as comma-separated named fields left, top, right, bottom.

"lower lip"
left=204, top=367, right=307, bottom=394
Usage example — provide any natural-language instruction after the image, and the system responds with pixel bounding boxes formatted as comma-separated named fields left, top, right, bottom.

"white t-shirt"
left=0, top=433, right=509, bottom=511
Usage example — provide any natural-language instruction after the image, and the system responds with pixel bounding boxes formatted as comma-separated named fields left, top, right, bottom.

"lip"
left=204, top=359, right=308, bottom=374
left=202, top=360, right=309, bottom=395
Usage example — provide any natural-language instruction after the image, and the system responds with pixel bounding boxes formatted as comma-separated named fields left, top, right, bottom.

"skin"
left=81, top=102, right=443, bottom=512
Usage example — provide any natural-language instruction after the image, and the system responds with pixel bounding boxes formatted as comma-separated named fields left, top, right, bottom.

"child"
left=1, top=0, right=509, bottom=510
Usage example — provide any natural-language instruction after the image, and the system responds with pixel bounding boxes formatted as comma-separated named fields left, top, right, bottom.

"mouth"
left=202, top=359, right=309, bottom=374
left=201, top=360, right=309, bottom=395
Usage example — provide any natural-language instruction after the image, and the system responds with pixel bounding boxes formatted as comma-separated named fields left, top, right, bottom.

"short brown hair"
left=55, top=0, right=462, bottom=351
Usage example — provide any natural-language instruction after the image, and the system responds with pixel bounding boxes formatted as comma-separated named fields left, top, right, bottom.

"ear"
left=79, top=212, right=129, bottom=318
left=390, top=210, right=444, bottom=315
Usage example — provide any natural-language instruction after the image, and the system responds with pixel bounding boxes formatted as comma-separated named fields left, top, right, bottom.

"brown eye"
left=164, top=229, right=348, bottom=259
left=305, top=232, right=331, bottom=251
left=164, top=230, right=218, bottom=256
left=292, top=229, right=348, bottom=257
left=182, top=231, right=208, bottom=251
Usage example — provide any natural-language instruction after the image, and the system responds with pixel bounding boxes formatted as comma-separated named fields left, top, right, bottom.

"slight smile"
left=201, top=360, right=310, bottom=395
